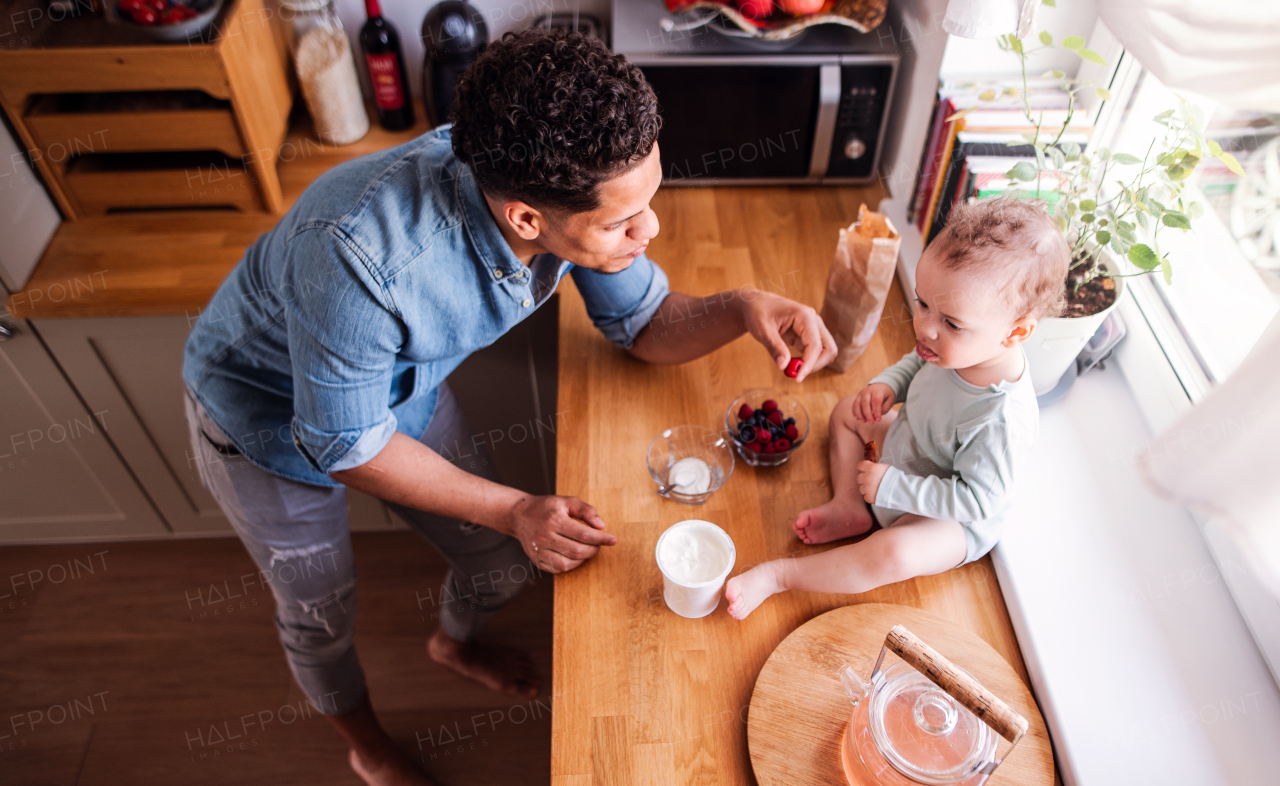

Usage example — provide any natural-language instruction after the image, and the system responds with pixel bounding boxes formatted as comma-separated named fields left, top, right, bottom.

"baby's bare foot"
left=793, top=501, right=873, bottom=545
left=725, top=563, right=783, bottom=620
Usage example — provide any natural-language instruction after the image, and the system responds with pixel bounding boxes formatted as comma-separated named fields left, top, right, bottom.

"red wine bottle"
left=360, top=0, right=414, bottom=131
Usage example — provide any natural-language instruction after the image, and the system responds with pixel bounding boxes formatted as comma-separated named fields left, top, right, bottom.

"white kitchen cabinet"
left=34, top=315, right=401, bottom=535
left=35, top=316, right=233, bottom=535
left=0, top=317, right=168, bottom=542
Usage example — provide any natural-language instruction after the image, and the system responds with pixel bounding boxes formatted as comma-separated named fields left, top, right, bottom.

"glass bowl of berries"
left=725, top=390, right=810, bottom=467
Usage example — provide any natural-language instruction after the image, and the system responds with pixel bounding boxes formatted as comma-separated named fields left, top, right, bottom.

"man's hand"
left=627, top=290, right=835, bottom=374
left=856, top=460, right=889, bottom=505
left=333, top=434, right=616, bottom=576
left=505, top=495, right=618, bottom=574
left=853, top=383, right=896, bottom=423
left=740, top=292, right=837, bottom=382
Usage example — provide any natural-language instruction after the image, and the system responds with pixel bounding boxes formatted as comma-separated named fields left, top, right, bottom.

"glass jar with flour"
left=281, top=0, right=369, bottom=145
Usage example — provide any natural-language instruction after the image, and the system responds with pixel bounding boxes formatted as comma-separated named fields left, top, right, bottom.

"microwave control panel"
left=826, top=63, right=896, bottom=180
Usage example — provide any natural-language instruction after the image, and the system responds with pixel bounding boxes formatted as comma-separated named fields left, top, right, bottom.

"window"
left=1097, top=58, right=1280, bottom=686
left=1101, top=67, right=1279, bottom=390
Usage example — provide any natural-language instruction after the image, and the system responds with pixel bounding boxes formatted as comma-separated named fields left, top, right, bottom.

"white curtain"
left=945, top=0, right=1280, bottom=111
left=1138, top=314, right=1280, bottom=598
left=1097, top=0, right=1280, bottom=112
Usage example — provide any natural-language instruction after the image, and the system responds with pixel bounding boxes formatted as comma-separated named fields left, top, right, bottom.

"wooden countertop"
left=4, top=103, right=432, bottom=321
left=551, top=186, right=1050, bottom=784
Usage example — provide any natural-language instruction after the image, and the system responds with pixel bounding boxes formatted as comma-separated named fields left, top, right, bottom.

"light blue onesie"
left=867, top=349, right=1039, bottom=564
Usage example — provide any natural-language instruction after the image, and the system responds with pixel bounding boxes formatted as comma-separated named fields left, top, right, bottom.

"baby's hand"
left=854, top=383, right=895, bottom=423
left=856, top=460, right=889, bottom=505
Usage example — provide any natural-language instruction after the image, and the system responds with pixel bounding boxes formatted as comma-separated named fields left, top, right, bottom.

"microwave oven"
left=612, top=1, right=899, bottom=185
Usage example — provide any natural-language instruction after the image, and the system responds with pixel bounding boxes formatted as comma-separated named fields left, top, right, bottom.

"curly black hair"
left=450, top=27, right=662, bottom=214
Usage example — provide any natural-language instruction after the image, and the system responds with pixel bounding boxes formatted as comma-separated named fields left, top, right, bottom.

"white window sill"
left=993, top=362, right=1280, bottom=785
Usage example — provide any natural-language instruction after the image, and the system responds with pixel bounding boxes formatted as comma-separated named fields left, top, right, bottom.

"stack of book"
left=908, top=79, right=1093, bottom=244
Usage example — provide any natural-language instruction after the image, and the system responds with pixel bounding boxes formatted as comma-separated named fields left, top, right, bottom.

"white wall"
left=332, top=0, right=610, bottom=100
left=939, top=0, right=1097, bottom=79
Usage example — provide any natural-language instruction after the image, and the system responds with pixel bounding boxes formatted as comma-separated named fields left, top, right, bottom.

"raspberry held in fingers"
left=785, top=357, right=803, bottom=378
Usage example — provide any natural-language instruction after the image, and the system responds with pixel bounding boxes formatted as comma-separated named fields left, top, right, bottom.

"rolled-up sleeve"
left=283, top=228, right=402, bottom=474
left=570, top=253, right=670, bottom=349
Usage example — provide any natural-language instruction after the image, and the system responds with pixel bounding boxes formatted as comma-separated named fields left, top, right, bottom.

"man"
left=184, top=28, right=836, bottom=785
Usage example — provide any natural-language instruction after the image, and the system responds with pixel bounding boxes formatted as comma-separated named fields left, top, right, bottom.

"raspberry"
left=785, top=358, right=803, bottom=378
left=767, top=411, right=784, bottom=426
left=745, top=441, right=762, bottom=452
left=785, top=424, right=798, bottom=440
left=761, top=441, right=776, bottom=453
left=756, top=427, right=772, bottom=444
left=761, top=399, right=779, bottom=413
left=773, top=438, right=791, bottom=452
left=738, top=404, right=754, bottom=421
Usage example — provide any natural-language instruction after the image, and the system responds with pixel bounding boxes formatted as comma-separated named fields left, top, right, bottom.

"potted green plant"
left=960, top=10, right=1245, bottom=394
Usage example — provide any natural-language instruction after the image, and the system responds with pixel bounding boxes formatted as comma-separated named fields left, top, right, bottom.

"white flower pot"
left=1024, top=252, right=1126, bottom=396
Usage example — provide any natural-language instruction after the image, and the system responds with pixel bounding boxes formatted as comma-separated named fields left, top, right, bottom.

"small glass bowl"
left=646, top=425, right=735, bottom=505
left=724, top=390, right=811, bottom=467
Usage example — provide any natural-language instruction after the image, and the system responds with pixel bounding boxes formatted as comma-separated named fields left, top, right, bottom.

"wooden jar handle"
left=885, top=625, right=1030, bottom=743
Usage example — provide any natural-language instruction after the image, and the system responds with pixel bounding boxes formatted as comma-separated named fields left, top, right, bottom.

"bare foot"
left=427, top=628, right=541, bottom=698
left=793, top=501, right=873, bottom=545
left=725, top=562, right=784, bottom=621
left=349, top=746, right=436, bottom=786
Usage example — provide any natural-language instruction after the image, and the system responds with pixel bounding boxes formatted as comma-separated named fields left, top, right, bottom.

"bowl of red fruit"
left=111, top=0, right=221, bottom=42
left=725, top=390, right=810, bottom=467
left=662, top=0, right=887, bottom=43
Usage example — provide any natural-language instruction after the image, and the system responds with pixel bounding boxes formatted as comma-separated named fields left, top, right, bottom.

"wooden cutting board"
left=747, top=603, right=1054, bottom=786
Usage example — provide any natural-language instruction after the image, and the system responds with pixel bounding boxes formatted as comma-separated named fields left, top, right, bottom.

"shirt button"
left=495, top=269, right=504, bottom=279
left=522, top=299, right=532, bottom=308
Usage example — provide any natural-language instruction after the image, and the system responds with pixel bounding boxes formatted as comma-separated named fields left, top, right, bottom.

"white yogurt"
left=667, top=457, right=713, bottom=495
left=657, top=521, right=731, bottom=584
left=655, top=520, right=736, bottom=618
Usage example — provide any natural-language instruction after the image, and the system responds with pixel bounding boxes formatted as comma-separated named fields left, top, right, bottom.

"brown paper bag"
left=820, top=204, right=901, bottom=373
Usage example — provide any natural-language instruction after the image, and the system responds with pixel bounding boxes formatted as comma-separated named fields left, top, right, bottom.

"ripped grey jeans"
left=185, top=384, right=531, bottom=716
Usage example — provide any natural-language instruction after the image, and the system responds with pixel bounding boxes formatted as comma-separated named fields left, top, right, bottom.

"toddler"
left=726, top=197, right=1069, bottom=620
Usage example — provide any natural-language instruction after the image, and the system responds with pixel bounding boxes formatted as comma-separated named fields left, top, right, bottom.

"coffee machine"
left=421, top=1, right=487, bottom=127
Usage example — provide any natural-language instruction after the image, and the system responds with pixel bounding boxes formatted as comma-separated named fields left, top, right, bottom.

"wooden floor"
left=0, top=532, right=553, bottom=785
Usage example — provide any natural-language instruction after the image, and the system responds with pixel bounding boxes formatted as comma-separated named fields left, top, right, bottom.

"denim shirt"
left=183, top=126, right=670, bottom=487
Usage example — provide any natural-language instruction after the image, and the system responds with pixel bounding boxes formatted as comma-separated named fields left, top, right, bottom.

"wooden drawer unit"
left=25, top=92, right=246, bottom=159
left=64, top=151, right=262, bottom=214
left=0, top=0, right=292, bottom=218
